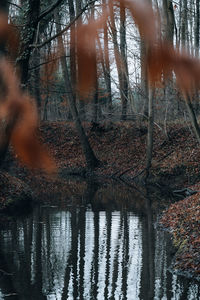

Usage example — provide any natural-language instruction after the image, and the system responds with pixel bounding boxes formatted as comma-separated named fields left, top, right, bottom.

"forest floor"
left=0, top=120, right=200, bottom=277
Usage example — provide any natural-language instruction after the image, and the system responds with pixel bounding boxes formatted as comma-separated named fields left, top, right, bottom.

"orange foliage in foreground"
left=76, top=0, right=200, bottom=97
left=0, top=59, right=56, bottom=173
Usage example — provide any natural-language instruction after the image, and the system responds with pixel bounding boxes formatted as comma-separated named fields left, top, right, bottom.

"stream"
left=0, top=180, right=199, bottom=299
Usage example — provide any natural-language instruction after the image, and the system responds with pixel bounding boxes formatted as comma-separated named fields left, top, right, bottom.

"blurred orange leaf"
left=0, top=59, right=56, bottom=174
left=76, top=14, right=108, bottom=96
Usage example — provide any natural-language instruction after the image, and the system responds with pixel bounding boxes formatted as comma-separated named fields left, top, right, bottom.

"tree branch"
left=30, top=0, right=96, bottom=49
left=38, top=0, right=64, bottom=22
left=7, top=1, right=22, bottom=10
left=28, top=54, right=70, bottom=70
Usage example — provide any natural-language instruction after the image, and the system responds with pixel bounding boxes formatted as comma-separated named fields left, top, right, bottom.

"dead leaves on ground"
left=161, top=191, right=200, bottom=274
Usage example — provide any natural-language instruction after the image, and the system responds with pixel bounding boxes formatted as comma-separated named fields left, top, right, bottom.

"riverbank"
left=160, top=182, right=200, bottom=278
left=1, top=120, right=200, bottom=276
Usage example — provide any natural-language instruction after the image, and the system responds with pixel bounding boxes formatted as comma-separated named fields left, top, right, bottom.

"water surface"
left=0, top=182, right=199, bottom=299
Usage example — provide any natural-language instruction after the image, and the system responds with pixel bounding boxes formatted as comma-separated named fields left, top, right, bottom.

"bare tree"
left=102, top=0, right=112, bottom=115
left=0, top=1, right=10, bottom=165
left=55, top=8, right=100, bottom=170
left=195, top=0, right=200, bottom=58
left=109, top=0, right=129, bottom=120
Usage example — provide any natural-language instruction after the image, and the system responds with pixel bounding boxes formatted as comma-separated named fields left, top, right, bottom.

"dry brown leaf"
left=0, top=59, right=56, bottom=173
left=76, top=14, right=108, bottom=96
left=0, top=13, right=19, bottom=58
left=121, top=0, right=158, bottom=44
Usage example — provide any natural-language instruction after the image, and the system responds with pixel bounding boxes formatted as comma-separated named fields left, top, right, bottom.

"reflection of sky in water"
left=0, top=207, right=199, bottom=299
left=45, top=210, right=142, bottom=300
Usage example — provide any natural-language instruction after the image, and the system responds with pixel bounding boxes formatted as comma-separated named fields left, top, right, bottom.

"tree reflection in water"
left=0, top=183, right=199, bottom=299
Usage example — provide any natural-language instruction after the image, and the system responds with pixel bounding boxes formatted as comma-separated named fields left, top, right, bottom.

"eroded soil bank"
left=0, top=121, right=200, bottom=277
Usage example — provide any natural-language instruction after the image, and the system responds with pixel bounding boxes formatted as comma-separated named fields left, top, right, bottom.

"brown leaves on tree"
left=0, top=59, right=56, bottom=173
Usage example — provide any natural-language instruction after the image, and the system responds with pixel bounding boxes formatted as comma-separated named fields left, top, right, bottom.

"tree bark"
left=102, top=0, right=112, bottom=116
left=195, top=0, right=200, bottom=57
left=162, top=0, right=175, bottom=138
left=68, top=0, right=76, bottom=101
left=140, top=39, right=148, bottom=119
left=120, top=2, right=129, bottom=120
left=90, top=2, right=99, bottom=122
left=17, top=0, right=41, bottom=86
left=162, top=0, right=175, bottom=44
left=185, top=94, right=200, bottom=144
left=0, top=1, right=10, bottom=165
left=145, top=88, right=154, bottom=179
left=181, top=0, right=188, bottom=49
left=180, top=1, right=200, bottom=143
left=76, top=0, right=85, bottom=120
left=145, top=0, right=154, bottom=180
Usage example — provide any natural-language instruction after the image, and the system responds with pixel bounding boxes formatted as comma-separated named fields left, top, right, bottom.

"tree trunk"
left=145, top=0, right=154, bottom=180
left=162, top=0, right=175, bottom=138
left=55, top=9, right=100, bottom=170
left=109, top=0, right=128, bottom=120
left=31, top=47, right=41, bottom=115
left=90, top=3, right=99, bottom=122
left=140, top=39, right=148, bottom=119
left=17, top=0, right=41, bottom=86
left=181, top=0, right=188, bottom=49
left=185, top=94, right=200, bottom=144
left=0, top=1, right=10, bottom=165
left=120, top=2, right=128, bottom=120
left=145, top=88, right=154, bottom=179
left=162, top=0, right=175, bottom=44
left=102, top=0, right=112, bottom=116
left=195, top=0, right=199, bottom=57
left=68, top=0, right=76, bottom=101
left=180, top=0, right=200, bottom=143
left=76, top=0, right=85, bottom=120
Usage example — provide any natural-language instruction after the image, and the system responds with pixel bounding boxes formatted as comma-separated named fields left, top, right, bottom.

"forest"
left=0, top=0, right=200, bottom=298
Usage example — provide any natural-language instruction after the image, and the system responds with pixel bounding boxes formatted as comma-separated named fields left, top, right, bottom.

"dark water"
left=0, top=182, right=199, bottom=300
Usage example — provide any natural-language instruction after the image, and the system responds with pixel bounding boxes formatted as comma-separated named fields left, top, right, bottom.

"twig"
left=28, top=55, right=70, bottom=70
left=30, top=1, right=97, bottom=49
left=0, top=269, right=13, bottom=276
left=132, top=168, right=147, bottom=180
left=8, top=1, right=21, bottom=9
left=38, top=0, right=64, bottom=22
left=118, top=166, right=134, bottom=178
left=156, top=150, right=174, bottom=163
